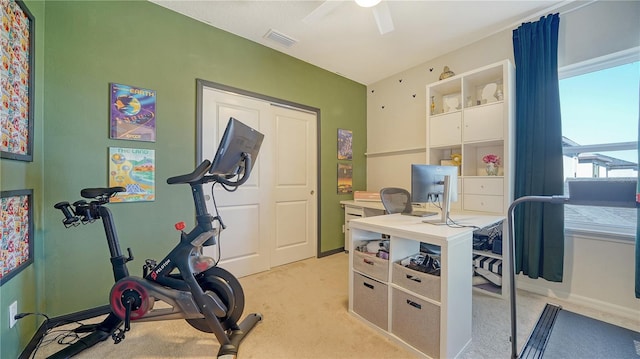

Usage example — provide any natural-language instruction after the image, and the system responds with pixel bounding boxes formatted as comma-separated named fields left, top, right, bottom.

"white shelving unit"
left=426, top=60, right=515, bottom=298
left=348, top=214, right=503, bottom=358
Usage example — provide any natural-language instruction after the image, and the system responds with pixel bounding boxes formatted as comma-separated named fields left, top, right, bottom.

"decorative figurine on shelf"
left=439, top=66, right=455, bottom=80
left=451, top=153, right=462, bottom=167
left=430, top=96, right=436, bottom=115
left=495, top=81, right=504, bottom=101
left=482, top=154, right=501, bottom=176
left=451, top=153, right=462, bottom=175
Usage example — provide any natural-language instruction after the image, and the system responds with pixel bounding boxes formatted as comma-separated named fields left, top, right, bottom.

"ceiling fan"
left=303, top=0, right=395, bottom=35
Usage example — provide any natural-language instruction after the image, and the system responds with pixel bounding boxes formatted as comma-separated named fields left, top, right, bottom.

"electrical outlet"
left=9, top=301, right=17, bottom=328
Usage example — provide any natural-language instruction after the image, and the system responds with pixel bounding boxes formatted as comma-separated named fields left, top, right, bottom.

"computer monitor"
left=411, top=164, right=458, bottom=224
left=209, top=118, right=264, bottom=177
left=411, top=164, right=458, bottom=203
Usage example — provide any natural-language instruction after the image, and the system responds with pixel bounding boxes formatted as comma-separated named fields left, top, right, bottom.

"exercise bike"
left=34, top=119, right=264, bottom=359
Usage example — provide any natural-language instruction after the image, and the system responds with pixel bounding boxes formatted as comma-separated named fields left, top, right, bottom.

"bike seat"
left=81, top=187, right=125, bottom=199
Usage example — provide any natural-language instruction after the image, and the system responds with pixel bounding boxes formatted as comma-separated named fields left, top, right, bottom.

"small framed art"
left=1, top=189, right=34, bottom=285
left=108, top=147, right=155, bottom=202
left=337, top=129, right=352, bottom=160
left=337, top=163, right=353, bottom=194
left=109, top=83, right=157, bottom=142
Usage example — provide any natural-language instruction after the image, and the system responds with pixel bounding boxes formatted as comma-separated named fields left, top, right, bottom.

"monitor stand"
left=423, top=175, right=451, bottom=225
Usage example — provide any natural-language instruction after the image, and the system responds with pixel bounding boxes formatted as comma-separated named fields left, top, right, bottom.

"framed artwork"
left=0, top=0, right=34, bottom=161
left=109, top=83, right=157, bottom=142
left=108, top=147, right=155, bottom=202
left=337, top=163, right=353, bottom=194
left=337, top=128, right=352, bottom=160
left=1, top=189, right=34, bottom=285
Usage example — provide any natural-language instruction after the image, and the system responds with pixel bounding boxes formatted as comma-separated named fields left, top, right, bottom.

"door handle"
left=310, top=190, right=315, bottom=195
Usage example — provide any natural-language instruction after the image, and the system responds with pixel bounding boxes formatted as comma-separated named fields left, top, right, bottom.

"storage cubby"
left=428, top=76, right=462, bottom=116
left=353, top=249, right=389, bottom=282
left=353, top=272, right=388, bottom=330
left=462, top=64, right=504, bottom=108
left=462, top=142, right=504, bottom=177
left=391, top=288, right=440, bottom=358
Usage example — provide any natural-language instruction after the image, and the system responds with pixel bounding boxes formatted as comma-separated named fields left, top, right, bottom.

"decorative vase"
left=485, top=163, right=499, bottom=176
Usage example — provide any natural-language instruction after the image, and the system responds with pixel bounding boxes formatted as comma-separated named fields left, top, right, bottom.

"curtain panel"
left=512, top=14, right=565, bottom=282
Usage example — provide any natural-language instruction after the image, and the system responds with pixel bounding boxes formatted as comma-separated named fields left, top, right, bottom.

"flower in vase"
left=482, top=154, right=501, bottom=165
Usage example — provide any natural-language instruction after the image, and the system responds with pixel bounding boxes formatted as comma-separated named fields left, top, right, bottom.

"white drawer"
left=345, top=206, right=364, bottom=217
left=463, top=177, right=503, bottom=196
left=463, top=194, right=504, bottom=213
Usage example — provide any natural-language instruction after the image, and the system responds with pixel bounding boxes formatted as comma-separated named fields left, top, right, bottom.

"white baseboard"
left=516, top=280, right=640, bottom=322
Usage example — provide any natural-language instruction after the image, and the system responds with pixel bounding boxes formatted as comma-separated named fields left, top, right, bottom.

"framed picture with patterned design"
left=1, top=189, right=34, bottom=285
left=0, top=0, right=34, bottom=161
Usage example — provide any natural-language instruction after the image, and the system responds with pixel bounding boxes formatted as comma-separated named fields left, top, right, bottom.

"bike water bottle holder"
left=189, top=255, right=217, bottom=274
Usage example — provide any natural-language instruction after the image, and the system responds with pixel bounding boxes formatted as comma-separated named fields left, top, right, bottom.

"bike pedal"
left=112, top=329, right=126, bottom=344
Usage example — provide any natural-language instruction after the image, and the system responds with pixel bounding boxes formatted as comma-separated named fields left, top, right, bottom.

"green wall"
left=1, top=1, right=366, bottom=357
left=0, top=0, right=45, bottom=357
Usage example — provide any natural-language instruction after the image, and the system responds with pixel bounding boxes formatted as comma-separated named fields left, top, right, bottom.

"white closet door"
left=199, top=87, right=317, bottom=278
left=270, top=105, right=317, bottom=267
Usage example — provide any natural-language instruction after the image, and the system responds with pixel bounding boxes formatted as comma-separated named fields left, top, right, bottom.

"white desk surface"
left=340, top=200, right=386, bottom=211
left=348, top=213, right=504, bottom=245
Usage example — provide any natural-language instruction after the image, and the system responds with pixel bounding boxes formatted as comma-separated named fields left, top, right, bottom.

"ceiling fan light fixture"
left=355, top=0, right=381, bottom=8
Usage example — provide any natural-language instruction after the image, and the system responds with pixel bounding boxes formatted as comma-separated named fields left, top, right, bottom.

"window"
left=559, top=51, right=638, bottom=238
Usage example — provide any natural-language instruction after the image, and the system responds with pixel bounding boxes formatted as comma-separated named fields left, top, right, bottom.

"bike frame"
left=22, top=157, right=261, bottom=359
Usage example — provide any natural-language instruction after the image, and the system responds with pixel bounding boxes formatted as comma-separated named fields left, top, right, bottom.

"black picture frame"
left=0, top=0, right=35, bottom=161
left=0, top=189, right=34, bottom=285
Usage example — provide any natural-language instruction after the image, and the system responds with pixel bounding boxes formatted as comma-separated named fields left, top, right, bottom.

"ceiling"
left=149, top=0, right=567, bottom=85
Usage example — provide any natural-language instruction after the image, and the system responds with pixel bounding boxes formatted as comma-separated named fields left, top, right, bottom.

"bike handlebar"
left=166, top=154, right=253, bottom=188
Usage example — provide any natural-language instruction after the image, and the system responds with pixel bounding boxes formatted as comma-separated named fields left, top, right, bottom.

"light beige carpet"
left=33, top=253, right=638, bottom=358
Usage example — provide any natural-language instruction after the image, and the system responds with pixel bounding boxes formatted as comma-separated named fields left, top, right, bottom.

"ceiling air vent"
left=264, top=29, right=298, bottom=48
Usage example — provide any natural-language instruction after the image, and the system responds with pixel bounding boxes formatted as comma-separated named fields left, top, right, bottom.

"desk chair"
left=380, top=187, right=441, bottom=256
left=379, top=187, right=412, bottom=214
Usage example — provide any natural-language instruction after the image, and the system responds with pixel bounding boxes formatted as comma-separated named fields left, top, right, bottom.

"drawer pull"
left=363, top=258, right=374, bottom=265
left=363, top=282, right=374, bottom=290
left=407, top=299, right=422, bottom=310
left=406, top=274, right=422, bottom=283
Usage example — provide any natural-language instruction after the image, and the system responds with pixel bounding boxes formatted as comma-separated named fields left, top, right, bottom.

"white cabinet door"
left=429, top=112, right=461, bottom=147
left=463, top=103, right=503, bottom=142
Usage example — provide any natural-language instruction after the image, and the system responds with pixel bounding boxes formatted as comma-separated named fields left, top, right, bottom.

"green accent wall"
left=0, top=0, right=45, bottom=357
left=0, top=1, right=366, bottom=357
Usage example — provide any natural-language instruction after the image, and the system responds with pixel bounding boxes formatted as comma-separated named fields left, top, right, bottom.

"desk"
left=340, top=200, right=386, bottom=251
left=348, top=213, right=503, bottom=358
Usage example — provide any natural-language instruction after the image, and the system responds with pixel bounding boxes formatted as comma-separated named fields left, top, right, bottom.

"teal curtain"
left=512, top=14, right=564, bottom=281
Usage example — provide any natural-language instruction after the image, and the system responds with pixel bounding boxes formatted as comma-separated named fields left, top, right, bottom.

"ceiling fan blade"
left=372, top=1, right=394, bottom=34
left=303, top=1, right=343, bottom=24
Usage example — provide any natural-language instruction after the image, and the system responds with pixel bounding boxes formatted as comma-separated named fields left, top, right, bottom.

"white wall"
left=365, top=0, right=640, bottom=320
left=518, top=233, right=640, bottom=319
